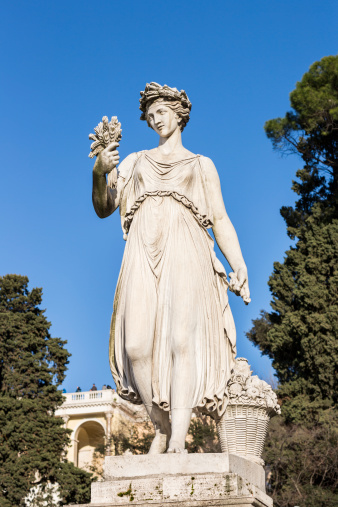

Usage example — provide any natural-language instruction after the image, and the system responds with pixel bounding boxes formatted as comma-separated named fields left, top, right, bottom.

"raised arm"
left=92, top=142, right=121, bottom=218
left=203, top=157, right=250, bottom=302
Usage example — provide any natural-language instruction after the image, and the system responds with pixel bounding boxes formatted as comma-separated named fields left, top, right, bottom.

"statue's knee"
left=125, top=339, right=149, bottom=362
left=172, top=332, right=190, bottom=357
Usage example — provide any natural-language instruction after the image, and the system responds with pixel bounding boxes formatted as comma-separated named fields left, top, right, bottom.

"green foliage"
left=265, top=55, right=338, bottom=238
left=249, top=209, right=338, bottom=423
left=264, top=409, right=338, bottom=507
left=115, top=420, right=154, bottom=455
left=55, top=462, right=93, bottom=505
left=0, top=275, right=92, bottom=506
left=248, top=56, right=338, bottom=422
left=186, top=412, right=220, bottom=453
left=248, top=56, right=338, bottom=505
left=93, top=419, right=155, bottom=460
left=245, top=310, right=272, bottom=358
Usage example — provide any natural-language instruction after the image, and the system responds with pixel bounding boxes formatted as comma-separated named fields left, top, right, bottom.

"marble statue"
left=91, top=82, right=250, bottom=456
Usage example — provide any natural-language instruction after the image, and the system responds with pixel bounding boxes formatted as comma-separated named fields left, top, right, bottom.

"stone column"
left=60, top=415, right=71, bottom=459
left=105, top=411, right=113, bottom=456
left=62, top=415, right=70, bottom=429
left=72, top=438, right=79, bottom=467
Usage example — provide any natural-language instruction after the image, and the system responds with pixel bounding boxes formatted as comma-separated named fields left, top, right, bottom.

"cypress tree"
left=247, top=55, right=338, bottom=422
left=0, top=274, right=92, bottom=506
left=247, top=56, right=338, bottom=506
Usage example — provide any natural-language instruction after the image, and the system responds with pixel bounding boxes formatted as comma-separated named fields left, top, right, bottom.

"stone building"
left=55, top=389, right=147, bottom=471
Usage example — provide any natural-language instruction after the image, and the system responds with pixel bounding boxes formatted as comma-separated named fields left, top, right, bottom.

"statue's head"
left=139, top=82, right=192, bottom=133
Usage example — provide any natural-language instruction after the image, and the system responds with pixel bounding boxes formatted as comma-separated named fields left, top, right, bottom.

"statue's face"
left=146, top=102, right=179, bottom=137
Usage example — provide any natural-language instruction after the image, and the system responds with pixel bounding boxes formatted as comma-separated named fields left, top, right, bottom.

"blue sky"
left=1, top=1, right=337, bottom=392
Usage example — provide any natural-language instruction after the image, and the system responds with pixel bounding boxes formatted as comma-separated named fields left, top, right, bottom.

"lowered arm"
left=203, top=157, right=250, bottom=302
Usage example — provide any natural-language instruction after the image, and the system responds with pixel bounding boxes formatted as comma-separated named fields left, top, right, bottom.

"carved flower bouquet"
left=217, top=358, right=280, bottom=465
left=88, top=116, right=122, bottom=189
left=88, top=116, right=122, bottom=158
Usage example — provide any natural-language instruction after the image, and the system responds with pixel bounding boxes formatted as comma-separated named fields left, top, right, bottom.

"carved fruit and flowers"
left=227, top=358, right=281, bottom=415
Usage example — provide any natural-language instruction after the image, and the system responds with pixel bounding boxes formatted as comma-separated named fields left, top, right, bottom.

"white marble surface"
left=102, top=453, right=265, bottom=491
left=92, top=83, right=251, bottom=454
left=68, top=453, right=271, bottom=506
left=103, top=453, right=229, bottom=479
left=91, top=473, right=272, bottom=506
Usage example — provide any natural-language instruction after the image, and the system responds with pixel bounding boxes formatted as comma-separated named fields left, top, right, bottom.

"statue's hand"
left=93, top=142, right=120, bottom=176
left=229, top=268, right=251, bottom=305
left=237, top=267, right=251, bottom=305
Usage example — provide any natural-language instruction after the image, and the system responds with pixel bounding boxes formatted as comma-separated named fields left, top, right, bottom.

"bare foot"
left=166, top=440, right=188, bottom=454
left=148, top=432, right=167, bottom=454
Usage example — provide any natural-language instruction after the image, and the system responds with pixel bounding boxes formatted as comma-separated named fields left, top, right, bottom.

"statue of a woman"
left=92, top=83, right=250, bottom=454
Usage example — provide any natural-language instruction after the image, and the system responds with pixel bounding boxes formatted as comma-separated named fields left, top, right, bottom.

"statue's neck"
left=157, top=127, right=183, bottom=156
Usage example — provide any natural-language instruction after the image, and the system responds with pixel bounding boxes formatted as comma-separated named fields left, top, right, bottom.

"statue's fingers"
left=237, top=273, right=246, bottom=288
left=111, top=158, right=120, bottom=167
left=109, top=151, right=119, bottom=160
left=109, top=160, right=118, bottom=169
left=240, top=282, right=250, bottom=299
left=106, top=142, right=119, bottom=152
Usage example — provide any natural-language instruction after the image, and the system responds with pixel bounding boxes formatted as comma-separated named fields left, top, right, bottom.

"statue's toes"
left=166, top=446, right=188, bottom=454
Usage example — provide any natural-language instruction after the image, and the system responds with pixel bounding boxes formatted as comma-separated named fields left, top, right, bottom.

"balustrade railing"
left=58, top=388, right=147, bottom=420
left=63, top=390, right=117, bottom=404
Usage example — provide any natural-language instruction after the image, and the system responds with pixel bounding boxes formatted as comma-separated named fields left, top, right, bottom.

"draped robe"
left=109, top=151, right=236, bottom=416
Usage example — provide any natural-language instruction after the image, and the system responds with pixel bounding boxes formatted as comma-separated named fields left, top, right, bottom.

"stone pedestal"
left=71, top=454, right=272, bottom=507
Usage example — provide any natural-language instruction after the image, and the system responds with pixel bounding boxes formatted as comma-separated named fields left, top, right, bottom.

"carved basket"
left=216, top=358, right=280, bottom=466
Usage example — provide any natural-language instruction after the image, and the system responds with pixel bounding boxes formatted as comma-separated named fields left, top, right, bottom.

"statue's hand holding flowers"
left=89, top=116, right=122, bottom=187
left=94, top=142, right=120, bottom=179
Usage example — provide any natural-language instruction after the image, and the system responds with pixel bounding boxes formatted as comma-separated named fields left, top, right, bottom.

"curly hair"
left=139, top=82, right=192, bottom=132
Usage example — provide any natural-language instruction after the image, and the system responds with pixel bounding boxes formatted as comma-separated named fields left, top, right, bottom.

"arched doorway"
left=76, top=421, right=105, bottom=472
